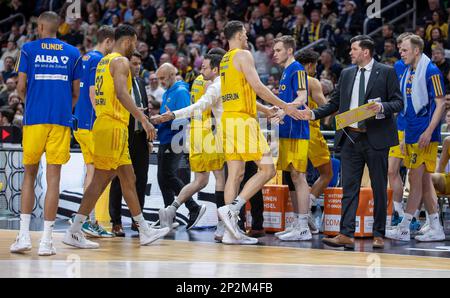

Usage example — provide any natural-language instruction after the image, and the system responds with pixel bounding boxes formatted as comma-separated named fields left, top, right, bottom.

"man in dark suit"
left=300, top=35, right=403, bottom=249
left=109, top=51, right=150, bottom=236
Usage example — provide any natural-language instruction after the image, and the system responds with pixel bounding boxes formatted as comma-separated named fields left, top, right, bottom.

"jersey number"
left=95, top=76, right=104, bottom=96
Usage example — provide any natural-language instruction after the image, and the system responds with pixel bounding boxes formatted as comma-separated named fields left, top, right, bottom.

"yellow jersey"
left=307, top=76, right=320, bottom=130
left=190, top=75, right=211, bottom=127
left=94, top=52, right=132, bottom=126
left=220, top=48, right=256, bottom=117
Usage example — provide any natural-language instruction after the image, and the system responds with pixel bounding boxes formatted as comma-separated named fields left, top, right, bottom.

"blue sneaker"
left=82, top=221, right=114, bottom=238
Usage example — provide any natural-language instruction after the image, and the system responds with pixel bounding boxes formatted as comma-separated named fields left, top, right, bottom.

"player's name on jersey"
left=222, top=93, right=239, bottom=102
left=41, top=43, right=64, bottom=50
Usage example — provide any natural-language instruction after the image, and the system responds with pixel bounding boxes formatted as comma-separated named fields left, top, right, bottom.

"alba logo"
left=35, top=55, right=59, bottom=63
left=61, top=56, right=69, bottom=64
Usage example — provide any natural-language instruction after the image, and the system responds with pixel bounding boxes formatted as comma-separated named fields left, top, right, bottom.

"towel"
left=401, top=53, right=431, bottom=115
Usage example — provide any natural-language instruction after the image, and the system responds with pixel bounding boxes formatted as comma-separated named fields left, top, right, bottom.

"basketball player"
left=72, top=25, right=115, bottom=238
left=63, top=25, right=170, bottom=249
left=217, top=21, right=304, bottom=245
left=10, top=11, right=83, bottom=256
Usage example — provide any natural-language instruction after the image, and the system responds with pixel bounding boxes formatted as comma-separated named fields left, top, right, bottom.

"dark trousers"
left=157, top=143, right=198, bottom=212
left=109, top=131, right=149, bottom=225
left=239, top=161, right=264, bottom=230
left=340, top=132, right=388, bottom=238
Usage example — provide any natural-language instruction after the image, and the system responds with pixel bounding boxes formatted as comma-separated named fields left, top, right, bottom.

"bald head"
left=156, top=63, right=178, bottom=89
left=38, top=11, right=59, bottom=36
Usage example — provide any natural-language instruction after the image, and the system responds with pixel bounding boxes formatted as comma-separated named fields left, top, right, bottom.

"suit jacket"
left=313, top=60, right=403, bottom=150
left=129, top=77, right=149, bottom=142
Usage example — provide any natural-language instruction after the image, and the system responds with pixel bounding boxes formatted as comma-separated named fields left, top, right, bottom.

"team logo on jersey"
left=61, top=56, right=69, bottom=64
left=35, top=55, right=59, bottom=63
left=82, top=55, right=91, bottom=61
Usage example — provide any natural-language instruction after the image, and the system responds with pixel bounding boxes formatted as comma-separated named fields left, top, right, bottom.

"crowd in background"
left=1, top=0, right=450, bottom=139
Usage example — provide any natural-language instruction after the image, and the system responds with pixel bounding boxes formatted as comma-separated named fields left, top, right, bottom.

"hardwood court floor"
left=1, top=229, right=450, bottom=278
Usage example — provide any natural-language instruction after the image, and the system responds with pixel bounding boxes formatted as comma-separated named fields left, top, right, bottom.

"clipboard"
left=335, top=102, right=377, bottom=130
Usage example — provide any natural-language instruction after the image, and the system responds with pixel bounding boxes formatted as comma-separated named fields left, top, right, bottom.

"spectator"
left=177, top=55, right=197, bottom=88
left=164, top=43, right=179, bottom=66
left=432, top=46, right=450, bottom=92
left=138, top=42, right=158, bottom=72
left=1, top=41, right=19, bottom=62
left=1, top=57, right=16, bottom=81
left=132, top=9, right=151, bottom=35
left=426, top=10, right=448, bottom=42
left=190, top=31, right=208, bottom=55
left=0, top=107, right=15, bottom=126
left=380, top=38, right=400, bottom=66
left=441, top=109, right=450, bottom=133
left=317, top=49, right=342, bottom=83
left=174, top=7, right=195, bottom=35
left=146, top=73, right=164, bottom=102
left=160, top=23, right=176, bottom=48
left=159, top=53, right=171, bottom=66
left=0, top=78, right=17, bottom=106
left=336, top=1, right=362, bottom=37
left=321, top=3, right=338, bottom=30
left=253, top=36, right=271, bottom=84
left=155, top=7, right=167, bottom=27
left=148, top=99, right=161, bottom=116
left=139, top=0, right=157, bottom=23
left=101, top=0, right=121, bottom=25
left=122, top=0, right=136, bottom=23
left=272, top=6, right=285, bottom=35
left=290, top=13, right=308, bottom=49
left=147, top=24, right=162, bottom=53
left=203, top=19, right=218, bottom=45
left=176, top=33, right=189, bottom=56
left=304, top=9, right=333, bottom=46
left=259, top=15, right=276, bottom=36
left=195, top=4, right=212, bottom=30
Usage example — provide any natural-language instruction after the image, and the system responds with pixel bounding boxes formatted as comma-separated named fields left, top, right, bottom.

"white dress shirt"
left=173, top=76, right=223, bottom=121
left=349, top=58, right=374, bottom=128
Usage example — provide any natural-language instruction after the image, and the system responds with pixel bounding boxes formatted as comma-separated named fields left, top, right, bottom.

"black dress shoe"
left=112, top=224, right=125, bottom=237
left=131, top=222, right=139, bottom=232
left=186, top=205, right=206, bottom=230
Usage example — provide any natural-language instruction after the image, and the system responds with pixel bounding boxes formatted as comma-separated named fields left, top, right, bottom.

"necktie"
left=133, top=79, right=143, bottom=131
left=358, top=68, right=366, bottom=129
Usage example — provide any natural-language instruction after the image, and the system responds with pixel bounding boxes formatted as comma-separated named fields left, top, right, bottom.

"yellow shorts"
left=22, top=124, right=71, bottom=165
left=221, top=112, right=270, bottom=161
left=189, top=125, right=224, bottom=172
left=404, top=142, right=438, bottom=173
left=277, top=138, right=309, bottom=172
left=389, top=130, right=405, bottom=159
left=308, top=126, right=330, bottom=167
left=92, top=117, right=131, bottom=170
left=74, top=129, right=94, bottom=164
left=440, top=173, right=450, bottom=195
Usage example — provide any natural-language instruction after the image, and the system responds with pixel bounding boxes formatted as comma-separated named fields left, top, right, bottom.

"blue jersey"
left=278, top=61, right=309, bottom=139
left=17, top=38, right=82, bottom=127
left=74, top=50, right=103, bottom=130
left=403, top=63, right=445, bottom=144
left=394, top=60, right=407, bottom=131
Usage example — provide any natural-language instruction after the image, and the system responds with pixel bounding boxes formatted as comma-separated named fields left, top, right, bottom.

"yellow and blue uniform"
left=307, top=80, right=330, bottom=167
left=277, top=61, right=309, bottom=172
left=220, top=48, right=270, bottom=161
left=389, top=59, right=408, bottom=159
left=92, top=52, right=132, bottom=170
left=402, top=63, right=445, bottom=172
left=17, top=37, right=82, bottom=165
left=189, top=75, right=224, bottom=172
left=73, top=50, right=103, bottom=164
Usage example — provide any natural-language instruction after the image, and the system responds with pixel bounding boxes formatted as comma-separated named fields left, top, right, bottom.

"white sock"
left=229, top=196, right=246, bottom=212
left=394, top=201, right=404, bottom=216
left=42, top=220, right=54, bottom=242
left=413, top=209, right=420, bottom=219
left=171, top=198, right=182, bottom=210
left=428, top=213, right=441, bottom=230
left=133, top=213, right=149, bottom=232
left=309, top=194, right=317, bottom=208
left=89, top=210, right=96, bottom=222
left=19, top=214, right=31, bottom=237
left=425, top=211, right=430, bottom=226
left=297, top=214, right=308, bottom=228
left=70, top=214, right=87, bottom=233
left=400, top=213, right=413, bottom=228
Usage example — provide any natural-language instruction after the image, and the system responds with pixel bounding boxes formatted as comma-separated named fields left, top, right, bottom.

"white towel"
left=402, top=53, right=431, bottom=115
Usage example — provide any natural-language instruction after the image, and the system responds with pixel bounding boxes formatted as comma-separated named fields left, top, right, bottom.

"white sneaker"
left=417, top=222, right=430, bottom=235
left=308, top=214, right=319, bottom=235
left=278, top=226, right=312, bottom=241
left=385, top=225, right=410, bottom=241
left=274, top=226, right=294, bottom=238
left=10, top=234, right=32, bottom=253
left=159, top=206, right=176, bottom=230
left=139, top=227, right=170, bottom=246
left=217, top=205, right=241, bottom=239
left=38, top=240, right=56, bottom=256
left=172, top=222, right=180, bottom=229
left=151, top=220, right=179, bottom=229
left=214, top=221, right=225, bottom=241
left=415, top=226, right=446, bottom=242
left=222, top=229, right=258, bottom=245
left=63, top=230, right=100, bottom=249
